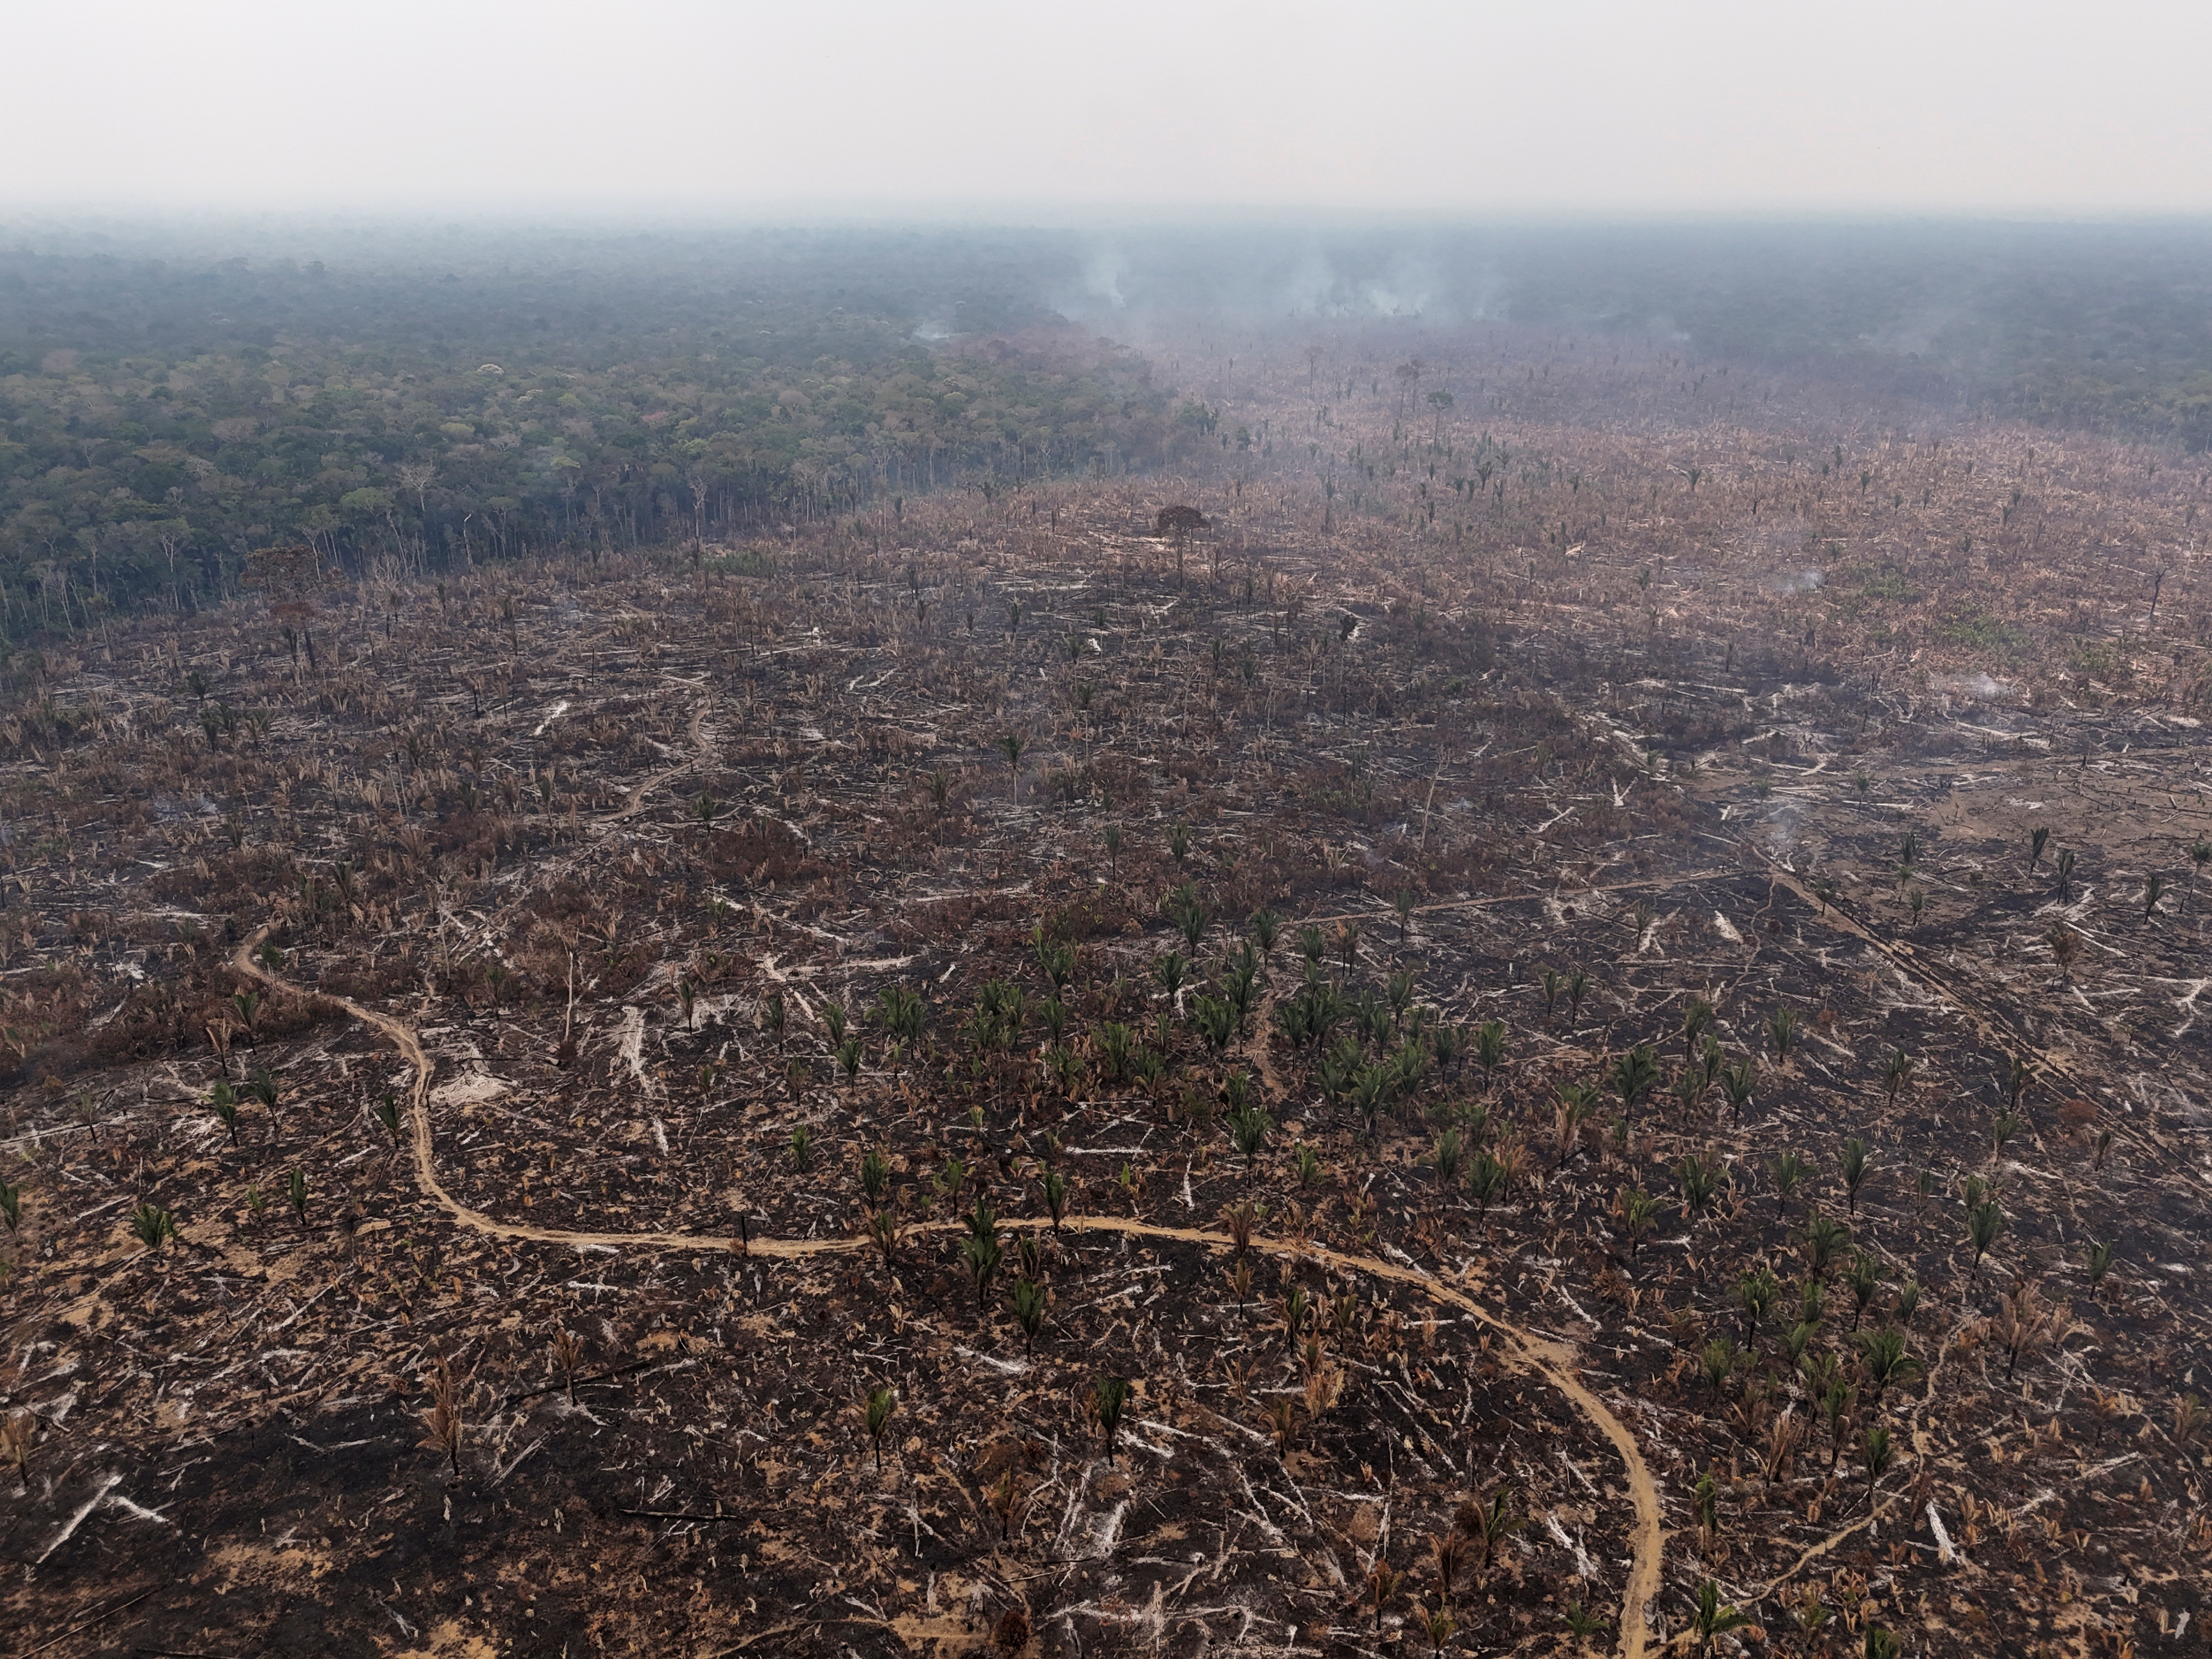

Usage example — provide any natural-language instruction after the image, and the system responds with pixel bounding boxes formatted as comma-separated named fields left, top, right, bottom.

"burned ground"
left=2, top=331, right=2209, bottom=1658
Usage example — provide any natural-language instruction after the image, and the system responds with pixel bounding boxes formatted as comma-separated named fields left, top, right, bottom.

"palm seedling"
left=1153, top=950, right=1188, bottom=998
left=864, top=1385, right=896, bottom=1471
left=1172, top=888, right=1210, bottom=955
left=1799, top=1275, right=1827, bottom=1328
left=1224, top=1257, right=1254, bottom=1319
left=1735, top=1266, right=1779, bottom=1341
left=1539, top=967, right=1564, bottom=1021
left=1386, top=967, right=1419, bottom=1029
left=1864, top=1629, right=1901, bottom=1659
left=211, top=1081, right=241, bottom=1147
left=1841, top=1136, right=1872, bottom=1214
left=1692, top=1465, right=1719, bottom=1535
left=1042, top=1169, right=1070, bottom=1233
left=1566, top=966, right=1592, bottom=1021
left=1561, top=1600, right=1610, bottom=1650
left=962, top=1201, right=1003, bottom=1309
left=2085, top=1237, right=2115, bottom=1295
left=1367, top=1561, right=1401, bottom=1634
left=1475, top=1019, right=1508, bottom=1090
left=1466, top=1149, right=1508, bottom=1220
left=1431, top=1128, right=1465, bottom=1188
left=1846, top=1249, right=1883, bottom=1331
left=1860, top=1423, right=1893, bottom=1511
left=2055, top=847, right=2076, bottom=901
left=131, top=1201, right=177, bottom=1250
left=1167, top=820, right=1192, bottom=867
left=1668, top=1069, right=1702, bottom=1119
left=1674, top=1151, right=1724, bottom=1226
left=836, top=1037, right=864, bottom=1086
left=1679, top=996, right=1713, bottom=1060
left=1767, top=1005, right=1799, bottom=1062
left=1352, top=1064, right=1395, bottom=1138
left=1101, top=822, right=1122, bottom=876
left=998, top=732, right=1025, bottom=799
left=1769, top=1150, right=1810, bottom=1217
left=1783, top=1319, right=1818, bottom=1369
left=1856, top=1325, right=1920, bottom=1403
left=1881, top=1047, right=1916, bottom=1108
left=2144, top=873, right=2166, bottom=919
left=1226, top=1103, right=1273, bottom=1172
left=1336, top=918, right=1362, bottom=974
left=1279, top=1284, right=1310, bottom=1346
left=1804, top=1212, right=1850, bottom=1280
left=1689, top=1581, right=1751, bottom=1656
left=0, top=1183, right=18, bottom=1236
left=287, top=1167, right=309, bottom=1229
left=1090, top=1374, right=1132, bottom=1465
left=1700, top=1336, right=1740, bottom=1400
left=1818, top=1375, right=1858, bottom=1470
left=1719, top=1057, right=1756, bottom=1118
left=1011, top=1278, right=1048, bottom=1355
left=1607, top=1043, right=1661, bottom=1121
left=2028, top=825, right=2050, bottom=870
left=1454, top=1487, right=1524, bottom=1577
left=1613, top=1186, right=1659, bottom=1262
left=375, top=1092, right=402, bottom=1149
left=1419, top=1604, right=1456, bottom=1656
left=1249, top=907, right=1282, bottom=955
left=858, top=1148, right=893, bottom=1209
left=867, top=1209, right=902, bottom=1270
left=789, top=1125, right=814, bottom=1171
left=1192, top=992, right=1237, bottom=1052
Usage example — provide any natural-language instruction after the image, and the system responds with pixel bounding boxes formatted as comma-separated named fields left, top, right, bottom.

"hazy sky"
left=12, top=0, right=2211, bottom=216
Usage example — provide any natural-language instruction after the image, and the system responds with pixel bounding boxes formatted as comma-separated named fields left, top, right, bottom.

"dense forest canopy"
left=0, top=225, right=1196, bottom=634
left=5, top=217, right=2212, bottom=636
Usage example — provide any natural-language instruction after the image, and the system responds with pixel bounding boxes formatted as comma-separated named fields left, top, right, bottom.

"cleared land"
left=3, top=330, right=2209, bottom=1658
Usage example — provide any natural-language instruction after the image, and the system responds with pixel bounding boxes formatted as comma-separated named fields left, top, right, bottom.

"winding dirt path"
left=230, top=930, right=1665, bottom=1659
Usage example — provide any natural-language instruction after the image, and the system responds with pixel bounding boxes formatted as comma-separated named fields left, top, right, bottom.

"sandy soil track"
left=233, top=927, right=1666, bottom=1657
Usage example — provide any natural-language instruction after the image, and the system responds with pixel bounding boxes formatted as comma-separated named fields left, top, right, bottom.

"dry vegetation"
left=2, top=328, right=2210, bottom=1658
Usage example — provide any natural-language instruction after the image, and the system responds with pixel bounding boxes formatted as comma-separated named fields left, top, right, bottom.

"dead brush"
left=0, top=1410, right=32, bottom=1482
left=418, top=1355, right=464, bottom=1479
left=550, top=1329, right=584, bottom=1405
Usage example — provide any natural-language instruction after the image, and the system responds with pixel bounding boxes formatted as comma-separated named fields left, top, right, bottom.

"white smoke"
left=1083, top=247, right=1128, bottom=308
left=1930, top=673, right=2012, bottom=701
